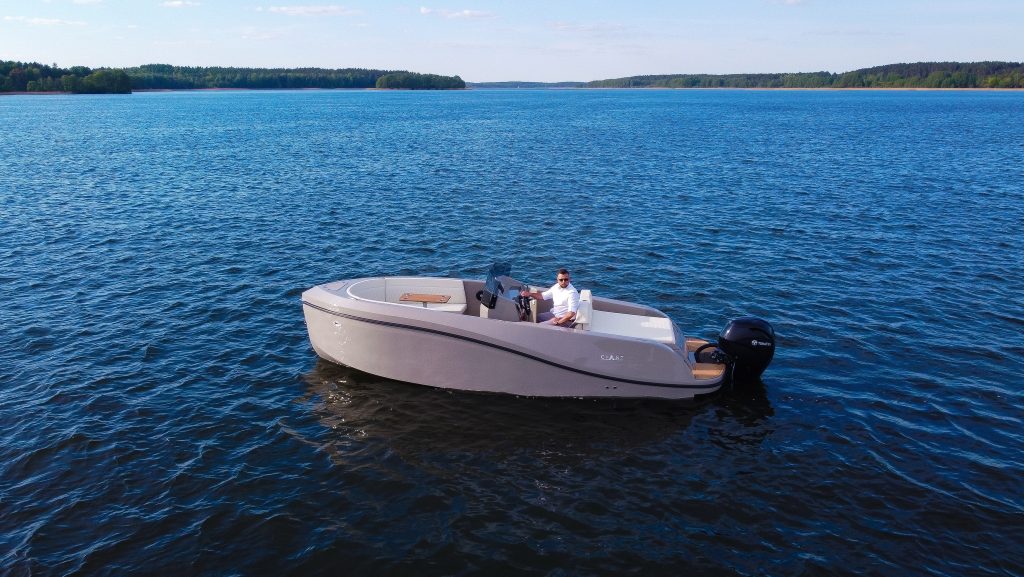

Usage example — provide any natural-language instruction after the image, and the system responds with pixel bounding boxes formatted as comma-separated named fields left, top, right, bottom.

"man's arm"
left=553, top=291, right=580, bottom=325
left=520, top=287, right=550, bottom=300
left=553, top=310, right=576, bottom=325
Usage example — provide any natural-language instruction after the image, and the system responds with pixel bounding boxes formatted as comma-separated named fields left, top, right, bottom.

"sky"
left=1, top=1, right=1022, bottom=82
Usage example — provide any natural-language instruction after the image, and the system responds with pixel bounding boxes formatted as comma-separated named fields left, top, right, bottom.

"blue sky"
left=2, top=1, right=1022, bottom=82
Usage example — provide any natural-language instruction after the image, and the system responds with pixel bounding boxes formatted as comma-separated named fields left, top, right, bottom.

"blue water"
left=2, top=89, right=1023, bottom=576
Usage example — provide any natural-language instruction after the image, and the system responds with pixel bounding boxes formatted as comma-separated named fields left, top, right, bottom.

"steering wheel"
left=514, top=288, right=533, bottom=321
left=693, top=343, right=728, bottom=364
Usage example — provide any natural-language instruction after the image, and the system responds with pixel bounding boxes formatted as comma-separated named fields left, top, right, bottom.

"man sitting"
left=520, top=268, right=580, bottom=327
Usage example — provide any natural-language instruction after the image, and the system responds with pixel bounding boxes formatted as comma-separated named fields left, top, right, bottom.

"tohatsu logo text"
left=751, top=339, right=771, bottom=347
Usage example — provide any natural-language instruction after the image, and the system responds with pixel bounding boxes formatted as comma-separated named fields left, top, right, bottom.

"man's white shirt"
left=542, top=282, right=580, bottom=317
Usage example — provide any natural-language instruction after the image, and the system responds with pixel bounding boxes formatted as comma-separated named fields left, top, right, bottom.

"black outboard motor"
left=718, top=317, right=775, bottom=383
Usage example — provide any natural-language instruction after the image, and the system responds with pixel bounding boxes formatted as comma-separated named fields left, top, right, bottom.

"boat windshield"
left=480, top=262, right=512, bottom=309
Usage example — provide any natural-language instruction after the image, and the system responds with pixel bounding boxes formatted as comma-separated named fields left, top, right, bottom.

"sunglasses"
left=557, top=278, right=570, bottom=282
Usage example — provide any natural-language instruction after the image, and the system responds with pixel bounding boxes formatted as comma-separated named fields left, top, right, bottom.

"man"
left=520, top=268, right=580, bottom=326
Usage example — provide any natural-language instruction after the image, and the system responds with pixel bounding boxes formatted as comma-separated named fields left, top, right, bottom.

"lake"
left=1, top=89, right=1022, bottom=576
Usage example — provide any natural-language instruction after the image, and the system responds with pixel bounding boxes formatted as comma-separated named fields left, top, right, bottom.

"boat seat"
left=572, top=290, right=672, bottom=343
left=348, top=277, right=467, bottom=313
left=574, top=289, right=593, bottom=330
left=395, top=301, right=468, bottom=313
left=588, top=309, right=675, bottom=344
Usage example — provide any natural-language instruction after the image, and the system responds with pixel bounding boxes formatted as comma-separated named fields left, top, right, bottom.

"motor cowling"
left=718, top=317, right=775, bottom=383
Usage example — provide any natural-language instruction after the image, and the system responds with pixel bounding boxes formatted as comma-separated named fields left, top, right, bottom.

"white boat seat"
left=588, top=309, right=675, bottom=344
left=348, top=277, right=468, bottom=313
left=395, top=301, right=467, bottom=313
left=574, top=289, right=593, bottom=329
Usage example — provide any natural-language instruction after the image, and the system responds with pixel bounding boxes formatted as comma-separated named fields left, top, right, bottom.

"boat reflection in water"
left=295, top=359, right=776, bottom=464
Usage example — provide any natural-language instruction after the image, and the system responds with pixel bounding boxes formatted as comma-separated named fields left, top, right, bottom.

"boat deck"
left=686, top=338, right=727, bottom=380
left=341, top=276, right=727, bottom=380
left=588, top=309, right=675, bottom=344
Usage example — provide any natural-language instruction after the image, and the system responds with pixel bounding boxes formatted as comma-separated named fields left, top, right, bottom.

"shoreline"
left=0, top=88, right=407, bottom=96
left=573, top=86, right=1024, bottom=91
left=133, top=87, right=380, bottom=92
left=4, top=87, right=1024, bottom=96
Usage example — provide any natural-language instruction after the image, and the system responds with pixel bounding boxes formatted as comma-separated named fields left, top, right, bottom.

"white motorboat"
left=301, top=263, right=774, bottom=399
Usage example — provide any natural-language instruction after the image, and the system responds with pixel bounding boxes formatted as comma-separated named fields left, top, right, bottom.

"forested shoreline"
left=3, top=60, right=1022, bottom=94
left=0, top=62, right=132, bottom=93
left=586, top=62, right=1024, bottom=89
left=126, top=64, right=464, bottom=90
left=0, top=62, right=465, bottom=93
left=374, top=72, right=466, bottom=90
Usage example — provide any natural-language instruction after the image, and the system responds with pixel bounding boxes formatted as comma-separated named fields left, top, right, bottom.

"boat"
left=300, top=263, right=774, bottom=400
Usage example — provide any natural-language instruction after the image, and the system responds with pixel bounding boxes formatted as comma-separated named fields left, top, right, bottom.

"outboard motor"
left=717, top=317, right=775, bottom=383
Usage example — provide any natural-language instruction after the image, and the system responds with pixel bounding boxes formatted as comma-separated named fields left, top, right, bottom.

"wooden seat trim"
left=400, top=292, right=452, bottom=304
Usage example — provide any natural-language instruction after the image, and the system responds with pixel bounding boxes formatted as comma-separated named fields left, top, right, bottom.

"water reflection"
left=297, top=359, right=775, bottom=461
left=707, top=381, right=776, bottom=449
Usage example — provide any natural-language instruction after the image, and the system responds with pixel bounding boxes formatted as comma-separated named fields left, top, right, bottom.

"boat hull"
left=301, top=279, right=724, bottom=399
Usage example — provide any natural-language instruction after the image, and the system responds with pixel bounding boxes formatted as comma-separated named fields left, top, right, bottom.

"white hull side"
left=303, top=303, right=721, bottom=400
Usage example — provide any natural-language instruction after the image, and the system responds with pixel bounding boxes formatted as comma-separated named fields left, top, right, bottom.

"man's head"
left=556, top=269, right=570, bottom=285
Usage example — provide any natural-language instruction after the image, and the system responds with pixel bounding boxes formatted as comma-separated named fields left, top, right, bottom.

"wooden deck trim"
left=692, top=362, right=726, bottom=380
left=399, top=292, right=452, bottom=304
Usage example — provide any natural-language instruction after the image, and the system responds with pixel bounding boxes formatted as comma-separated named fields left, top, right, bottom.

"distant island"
left=586, top=62, right=1024, bottom=89
left=0, top=62, right=465, bottom=93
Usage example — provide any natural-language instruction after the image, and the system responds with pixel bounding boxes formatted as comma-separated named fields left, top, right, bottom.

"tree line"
left=1, top=61, right=464, bottom=93
left=0, top=61, right=131, bottom=93
left=126, top=64, right=463, bottom=90
left=585, top=62, right=1024, bottom=89
left=6, top=60, right=1021, bottom=93
left=375, top=72, right=465, bottom=89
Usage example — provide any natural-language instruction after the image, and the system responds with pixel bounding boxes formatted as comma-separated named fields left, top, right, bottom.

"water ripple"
left=2, top=90, right=1023, bottom=576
